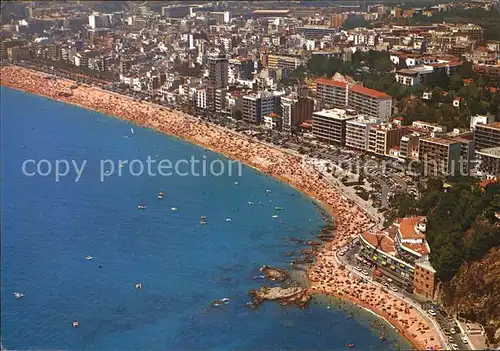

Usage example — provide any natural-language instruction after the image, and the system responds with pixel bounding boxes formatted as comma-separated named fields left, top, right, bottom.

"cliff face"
left=439, top=246, right=500, bottom=344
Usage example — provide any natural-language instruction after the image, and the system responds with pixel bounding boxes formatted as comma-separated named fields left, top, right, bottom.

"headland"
left=0, top=65, right=442, bottom=350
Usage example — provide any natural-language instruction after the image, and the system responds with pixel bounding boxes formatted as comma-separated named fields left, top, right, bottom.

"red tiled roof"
left=350, top=84, right=391, bottom=99
left=402, top=242, right=430, bottom=255
left=479, top=178, right=497, bottom=188
left=361, top=231, right=396, bottom=254
left=398, top=216, right=426, bottom=240
left=315, top=77, right=348, bottom=88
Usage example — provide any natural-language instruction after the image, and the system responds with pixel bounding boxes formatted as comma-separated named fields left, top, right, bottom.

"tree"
left=232, top=110, right=243, bottom=120
left=449, top=74, right=463, bottom=91
left=342, top=15, right=371, bottom=30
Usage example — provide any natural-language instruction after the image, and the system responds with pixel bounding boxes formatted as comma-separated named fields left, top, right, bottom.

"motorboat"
left=275, top=206, right=284, bottom=210
left=247, top=201, right=254, bottom=205
left=85, top=256, right=93, bottom=261
left=137, top=205, right=147, bottom=210
left=266, top=189, right=272, bottom=193
left=234, top=181, right=239, bottom=185
left=13, top=292, right=24, bottom=299
left=272, top=215, right=279, bottom=218
left=171, top=207, right=177, bottom=211
left=225, top=218, right=232, bottom=222
left=73, top=321, right=79, bottom=328
left=135, top=283, right=142, bottom=289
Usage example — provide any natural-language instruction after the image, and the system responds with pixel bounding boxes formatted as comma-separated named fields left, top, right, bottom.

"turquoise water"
left=1, top=87, right=407, bottom=350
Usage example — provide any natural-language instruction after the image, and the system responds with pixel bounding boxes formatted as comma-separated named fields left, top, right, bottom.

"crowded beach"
left=0, top=65, right=441, bottom=349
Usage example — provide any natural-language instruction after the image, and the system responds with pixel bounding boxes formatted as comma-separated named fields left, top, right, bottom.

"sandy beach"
left=0, top=65, right=442, bottom=350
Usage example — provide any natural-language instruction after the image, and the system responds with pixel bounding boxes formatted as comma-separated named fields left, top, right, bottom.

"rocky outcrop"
left=260, top=265, right=288, bottom=282
left=439, top=247, right=500, bottom=345
left=249, top=286, right=310, bottom=309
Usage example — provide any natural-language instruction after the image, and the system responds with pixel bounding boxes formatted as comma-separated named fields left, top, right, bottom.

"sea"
left=0, top=87, right=411, bottom=350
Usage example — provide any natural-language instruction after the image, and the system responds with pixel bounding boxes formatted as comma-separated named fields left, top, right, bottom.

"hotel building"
left=474, top=122, right=500, bottom=151
left=345, top=116, right=381, bottom=151
left=312, top=108, right=358, bottom=145
left=316, top=78, right=349, bottom=109
left=476, top=147, right=500, bottom=179
left=399, top=132, right=421, bottom=160
left=418, top=137, right=463, bottom=176
left=242, top=91, right=282, bottom=125
left=367, top=123, right=411, bottom=157
left=315, top=78, right=392, bottom=120
left=359, top=216, right=436, bottom=298
left=280, top=95, right=315, bottom=134
left=348, top=85, right=392, bottom=121
left=267, top=54, right=305, bottom=71
left=298, top=25, right=339, bottom=39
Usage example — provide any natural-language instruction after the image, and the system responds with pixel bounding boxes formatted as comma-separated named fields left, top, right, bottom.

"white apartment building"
left=196, top=89, right=207, bottom=109
left=470, top=114, right=496, bottom=131
left=412, top=120, right=447, bottom=133
left=345, top=116, right=381, bottom=150
left=312, top=108, right=358, bottom=145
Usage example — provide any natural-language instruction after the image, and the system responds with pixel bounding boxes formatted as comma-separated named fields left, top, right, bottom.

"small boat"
left=85, top=256, right=93, bottom=261
left=248, top=201, right=254, bottom=205
left=234, top=181, right=239, bottom=185
left=171, top=207, right=177, bottom=211
left=130, top=128, right=135, bottom=135
left=327, top=305, right=331, bottom=310
left=275, top=206, right=284, bottom=210
left=221, top=297, right=230, bottom=304
left=137, top=205, right=147, bottom=210
left=120, top=164, right=125, bottom=168
left=346, top=343, right=355, bottom=348
left=73, top=321, right=80, bottom=328
left=135, top=283, right=142, bottom=289
left=266, top=189, right=272, bottom=193
left=225, top=218, right=232, bottom=222
left=14, top=292, right=24, bottom=299
left=272, top=215, right=279, bottom=218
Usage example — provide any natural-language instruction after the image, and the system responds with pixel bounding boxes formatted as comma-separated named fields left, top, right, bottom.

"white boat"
left=171, top=207, right=177, bottom=211
left=130, top=128, right=135, bottom=135
left=221, top=298, right=230, bottom=304
left=73, top=321, right=79, bottom=328
left=14, top=292, right=24, bottom=299
left=272, top=215, right=279, bottom=218
left=234, top=181, right=239, bottom=185
left=266, top=189, right=272, bottom=193
left=135, top=283, right=142, bottom=289
left=225, top=218, right=232, bottom=222
left=248, top=201, right=254, bottom=205
left=85, top=256, right=93, bottom=261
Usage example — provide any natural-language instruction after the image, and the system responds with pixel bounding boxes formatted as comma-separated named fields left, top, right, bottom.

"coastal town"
left=1, top=1, right=499, bottom=350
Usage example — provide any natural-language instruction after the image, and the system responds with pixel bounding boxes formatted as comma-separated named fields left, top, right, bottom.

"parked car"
left=428, top=309, right=437, bottom=317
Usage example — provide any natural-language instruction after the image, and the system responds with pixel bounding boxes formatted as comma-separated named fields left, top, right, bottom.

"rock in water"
left=260, top=265, right=289, bottom=282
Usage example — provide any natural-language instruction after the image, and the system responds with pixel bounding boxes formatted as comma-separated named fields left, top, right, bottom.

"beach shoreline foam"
left=0, top=65, right=441, bottom=350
